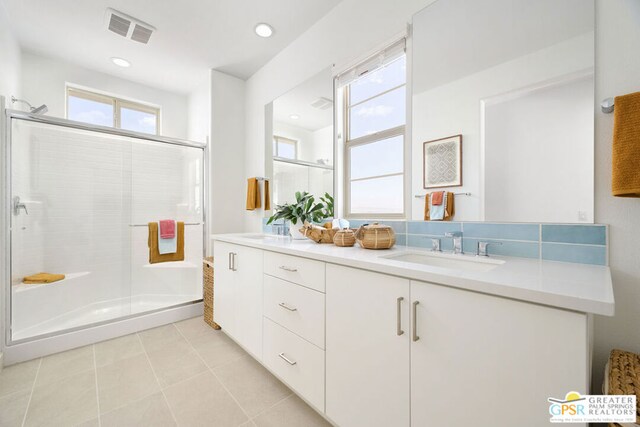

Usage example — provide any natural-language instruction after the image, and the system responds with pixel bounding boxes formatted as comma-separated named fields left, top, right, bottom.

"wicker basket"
left=606, top=349, right=640, bottom=427
left=300, top=222, right=337, bottom=243
left=354, top=223, right=396, bottom=249
left=203, top=256, right=220, bottom=330
left=333, top=228, right=356, bottom=247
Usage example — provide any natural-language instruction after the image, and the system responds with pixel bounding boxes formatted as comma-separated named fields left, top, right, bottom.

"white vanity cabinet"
left=410, top=280, right=588, bottom=427
left=325, top=264, right=589, bottom=427
left=326, top=264, right=411, bottom=427
left=213, top=241, right=263, bottom=359
left=212, top=236, right=604, bottom=427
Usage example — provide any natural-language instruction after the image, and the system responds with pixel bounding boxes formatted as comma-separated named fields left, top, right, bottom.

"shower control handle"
left=13, top=196, right=28, bottom=216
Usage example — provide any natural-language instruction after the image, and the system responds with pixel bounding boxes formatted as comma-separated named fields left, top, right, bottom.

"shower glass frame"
left=3, top=109, right=208, bottom=346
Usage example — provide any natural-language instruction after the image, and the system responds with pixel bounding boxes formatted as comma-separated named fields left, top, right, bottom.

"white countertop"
left=212, top=233, right=614, bottom=316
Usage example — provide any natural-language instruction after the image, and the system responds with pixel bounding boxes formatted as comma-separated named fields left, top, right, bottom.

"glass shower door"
left=10, top=119, right=133, bottom=341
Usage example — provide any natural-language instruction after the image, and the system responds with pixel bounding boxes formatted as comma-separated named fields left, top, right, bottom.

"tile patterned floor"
left=0, top=317, right=332, bottom=427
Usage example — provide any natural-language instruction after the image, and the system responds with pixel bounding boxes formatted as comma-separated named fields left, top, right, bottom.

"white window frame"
left=66, top=86, right=161, bottom=135
left=273, top=135, right=298, bottom=160
left=341, top=50, right=407, bottom=219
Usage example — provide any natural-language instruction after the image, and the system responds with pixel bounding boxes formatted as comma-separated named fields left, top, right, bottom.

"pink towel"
left=159, top=220, right=176, bottom=239
left=431, top=191, right=445, bottom=206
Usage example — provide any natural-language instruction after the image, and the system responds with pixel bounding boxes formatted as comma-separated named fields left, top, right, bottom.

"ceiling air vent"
left=310, top=97, right=333, bottom=110
left=105, top=8, right=155, bottom=44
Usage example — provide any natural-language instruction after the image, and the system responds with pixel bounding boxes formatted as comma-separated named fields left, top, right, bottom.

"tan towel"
left=23, top=273, right=65, bottom=284
left=148, top=222, right=185, bottom=264
left=612, top=91, right=640, bottom=197
left=246, top=178, right=261, bottom=210
left=264, top=179, right=271, bottom=211
left=423, top=192, right=455, bottom=221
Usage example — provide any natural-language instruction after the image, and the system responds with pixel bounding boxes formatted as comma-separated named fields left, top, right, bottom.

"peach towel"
left=431, top=191, right=444, bottom=206
left=612, top=91, right=640, bottom=197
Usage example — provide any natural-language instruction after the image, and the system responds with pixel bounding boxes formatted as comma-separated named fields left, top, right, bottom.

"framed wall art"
left=423, top=134, right=462, bottom=189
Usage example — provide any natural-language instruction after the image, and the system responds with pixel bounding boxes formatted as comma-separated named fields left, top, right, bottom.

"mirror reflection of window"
left=273, top=135, right=298, bottom=160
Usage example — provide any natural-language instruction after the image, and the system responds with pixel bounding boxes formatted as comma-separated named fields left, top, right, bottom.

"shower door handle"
left=13, top=196, right=28, bottom=216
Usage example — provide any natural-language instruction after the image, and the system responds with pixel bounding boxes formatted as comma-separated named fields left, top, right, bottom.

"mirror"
left=267, top=67, right=334, bottom=208
left=411, top=0, right=594, bottom=223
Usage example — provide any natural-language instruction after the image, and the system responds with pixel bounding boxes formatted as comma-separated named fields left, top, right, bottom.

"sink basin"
left=380, top=251, right=505, bottom=273
left=241, top=234, right=285, bottom=240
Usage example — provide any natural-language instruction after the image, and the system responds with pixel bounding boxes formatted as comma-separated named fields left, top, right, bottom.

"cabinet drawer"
left=264, top=251, right=325, bottom=292
left=263, top=275, right=325, bottom=349
left=263, top=317, right=325, bottom=411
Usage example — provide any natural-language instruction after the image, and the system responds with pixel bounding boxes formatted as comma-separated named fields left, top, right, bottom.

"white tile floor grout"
left=91, top=345, right=102, bottom=427
left=1, top=317, right=330, bottom=427
left=20, top=357, right=42, bottom=427
left=136, top=331, right=180, bottom=426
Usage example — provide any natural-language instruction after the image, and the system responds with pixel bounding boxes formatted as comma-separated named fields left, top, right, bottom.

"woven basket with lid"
left=355, top=223, right=396, bottom=249
left=333, top=228, right=356, bottom=247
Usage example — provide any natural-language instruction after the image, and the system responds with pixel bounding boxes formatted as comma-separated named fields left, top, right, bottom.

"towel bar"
left=129, top=223, right=202, bottom=227
left=414, top=193, right=470, bottom=198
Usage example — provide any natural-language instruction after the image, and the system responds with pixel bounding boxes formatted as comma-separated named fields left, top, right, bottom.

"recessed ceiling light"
left=254, top=23, right=274, bottom=38
left=111, top=57, right=131, bottom=68
left=289, top=114, right=300, bottom=120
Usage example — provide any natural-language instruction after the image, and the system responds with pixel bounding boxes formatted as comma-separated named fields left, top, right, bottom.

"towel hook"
left=601, top=98, right=614, bottom=114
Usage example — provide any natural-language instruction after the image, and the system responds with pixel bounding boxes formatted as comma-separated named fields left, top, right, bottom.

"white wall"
left=187, top=76, right=211, bottom=144
left=411, top=33, right=594, bottom=221
left=0, top=4, right=21, bottom=107
left=484, top=76, right=594, bottom=223
left=20, top=52, right=189, bottom=139
left=210, top=70, right=246, bottom=244
left=592, top=0, right=640, bottom=393
left=243, top=0, right=437, bottom=232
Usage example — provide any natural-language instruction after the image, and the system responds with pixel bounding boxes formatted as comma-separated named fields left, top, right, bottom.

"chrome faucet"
left=445, top=231, right=463, bottom=255
left=477, top=241, right=502, bottom=257
left=430, top=238, right=441, bottom=252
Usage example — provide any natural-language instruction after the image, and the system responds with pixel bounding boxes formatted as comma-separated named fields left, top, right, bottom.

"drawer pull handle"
left=278, top=302, right=298, bottom=312
left=279, top=266, right=298, bottom=272
left=412, top=301, right=420, bottom=342
left=278, top=352, right=297, bottom=366
left=396, top=297, right=404, bottom=336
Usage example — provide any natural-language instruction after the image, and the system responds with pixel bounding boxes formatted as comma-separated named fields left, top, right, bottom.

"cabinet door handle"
left=279, top=265, right=298, bottom=272
left=278, top=352, right=297, bottom=366
left=228, top=252, right=233, bottom=270
left=412, top=301, right=420, bottom=342
left=396, top=297, right=404, bottom=336
left=278, top=302, right=298, bottom=312
left=231, top=253, right=238, bottom=271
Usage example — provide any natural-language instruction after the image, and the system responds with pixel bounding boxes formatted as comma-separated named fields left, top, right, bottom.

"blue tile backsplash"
left=262, top=219, right=608, bottom=266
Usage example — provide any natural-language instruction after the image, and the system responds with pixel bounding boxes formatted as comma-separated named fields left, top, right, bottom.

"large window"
left=340, top=41, right=406, bottom=217
left=66, top=87, right=160, bottom=135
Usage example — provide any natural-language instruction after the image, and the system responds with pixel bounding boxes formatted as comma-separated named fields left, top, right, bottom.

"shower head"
left=31, top=104, right=48, bottom=115
left=10, top=96, right=48, bottom=115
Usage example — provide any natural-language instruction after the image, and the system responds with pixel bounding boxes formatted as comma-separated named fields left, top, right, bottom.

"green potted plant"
left=267, top=191, right=332, bottom=239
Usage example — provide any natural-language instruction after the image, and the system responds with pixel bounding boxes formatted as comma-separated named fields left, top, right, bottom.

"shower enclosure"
left=4, top=110, right=206, bottom=345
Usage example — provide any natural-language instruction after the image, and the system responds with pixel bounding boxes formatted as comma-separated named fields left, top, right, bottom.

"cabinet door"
left=410, top=280, right=588, bottom=427
left=326, top=265, right=410, bottom=427
left=233, top=245, right=264, bottom=359
left=213, top=241, right=236, bottom=336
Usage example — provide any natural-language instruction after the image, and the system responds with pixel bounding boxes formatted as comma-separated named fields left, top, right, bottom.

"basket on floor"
left=606, top=349, right=640, bottom=427
left=203, top=256, right=220, bottom=330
